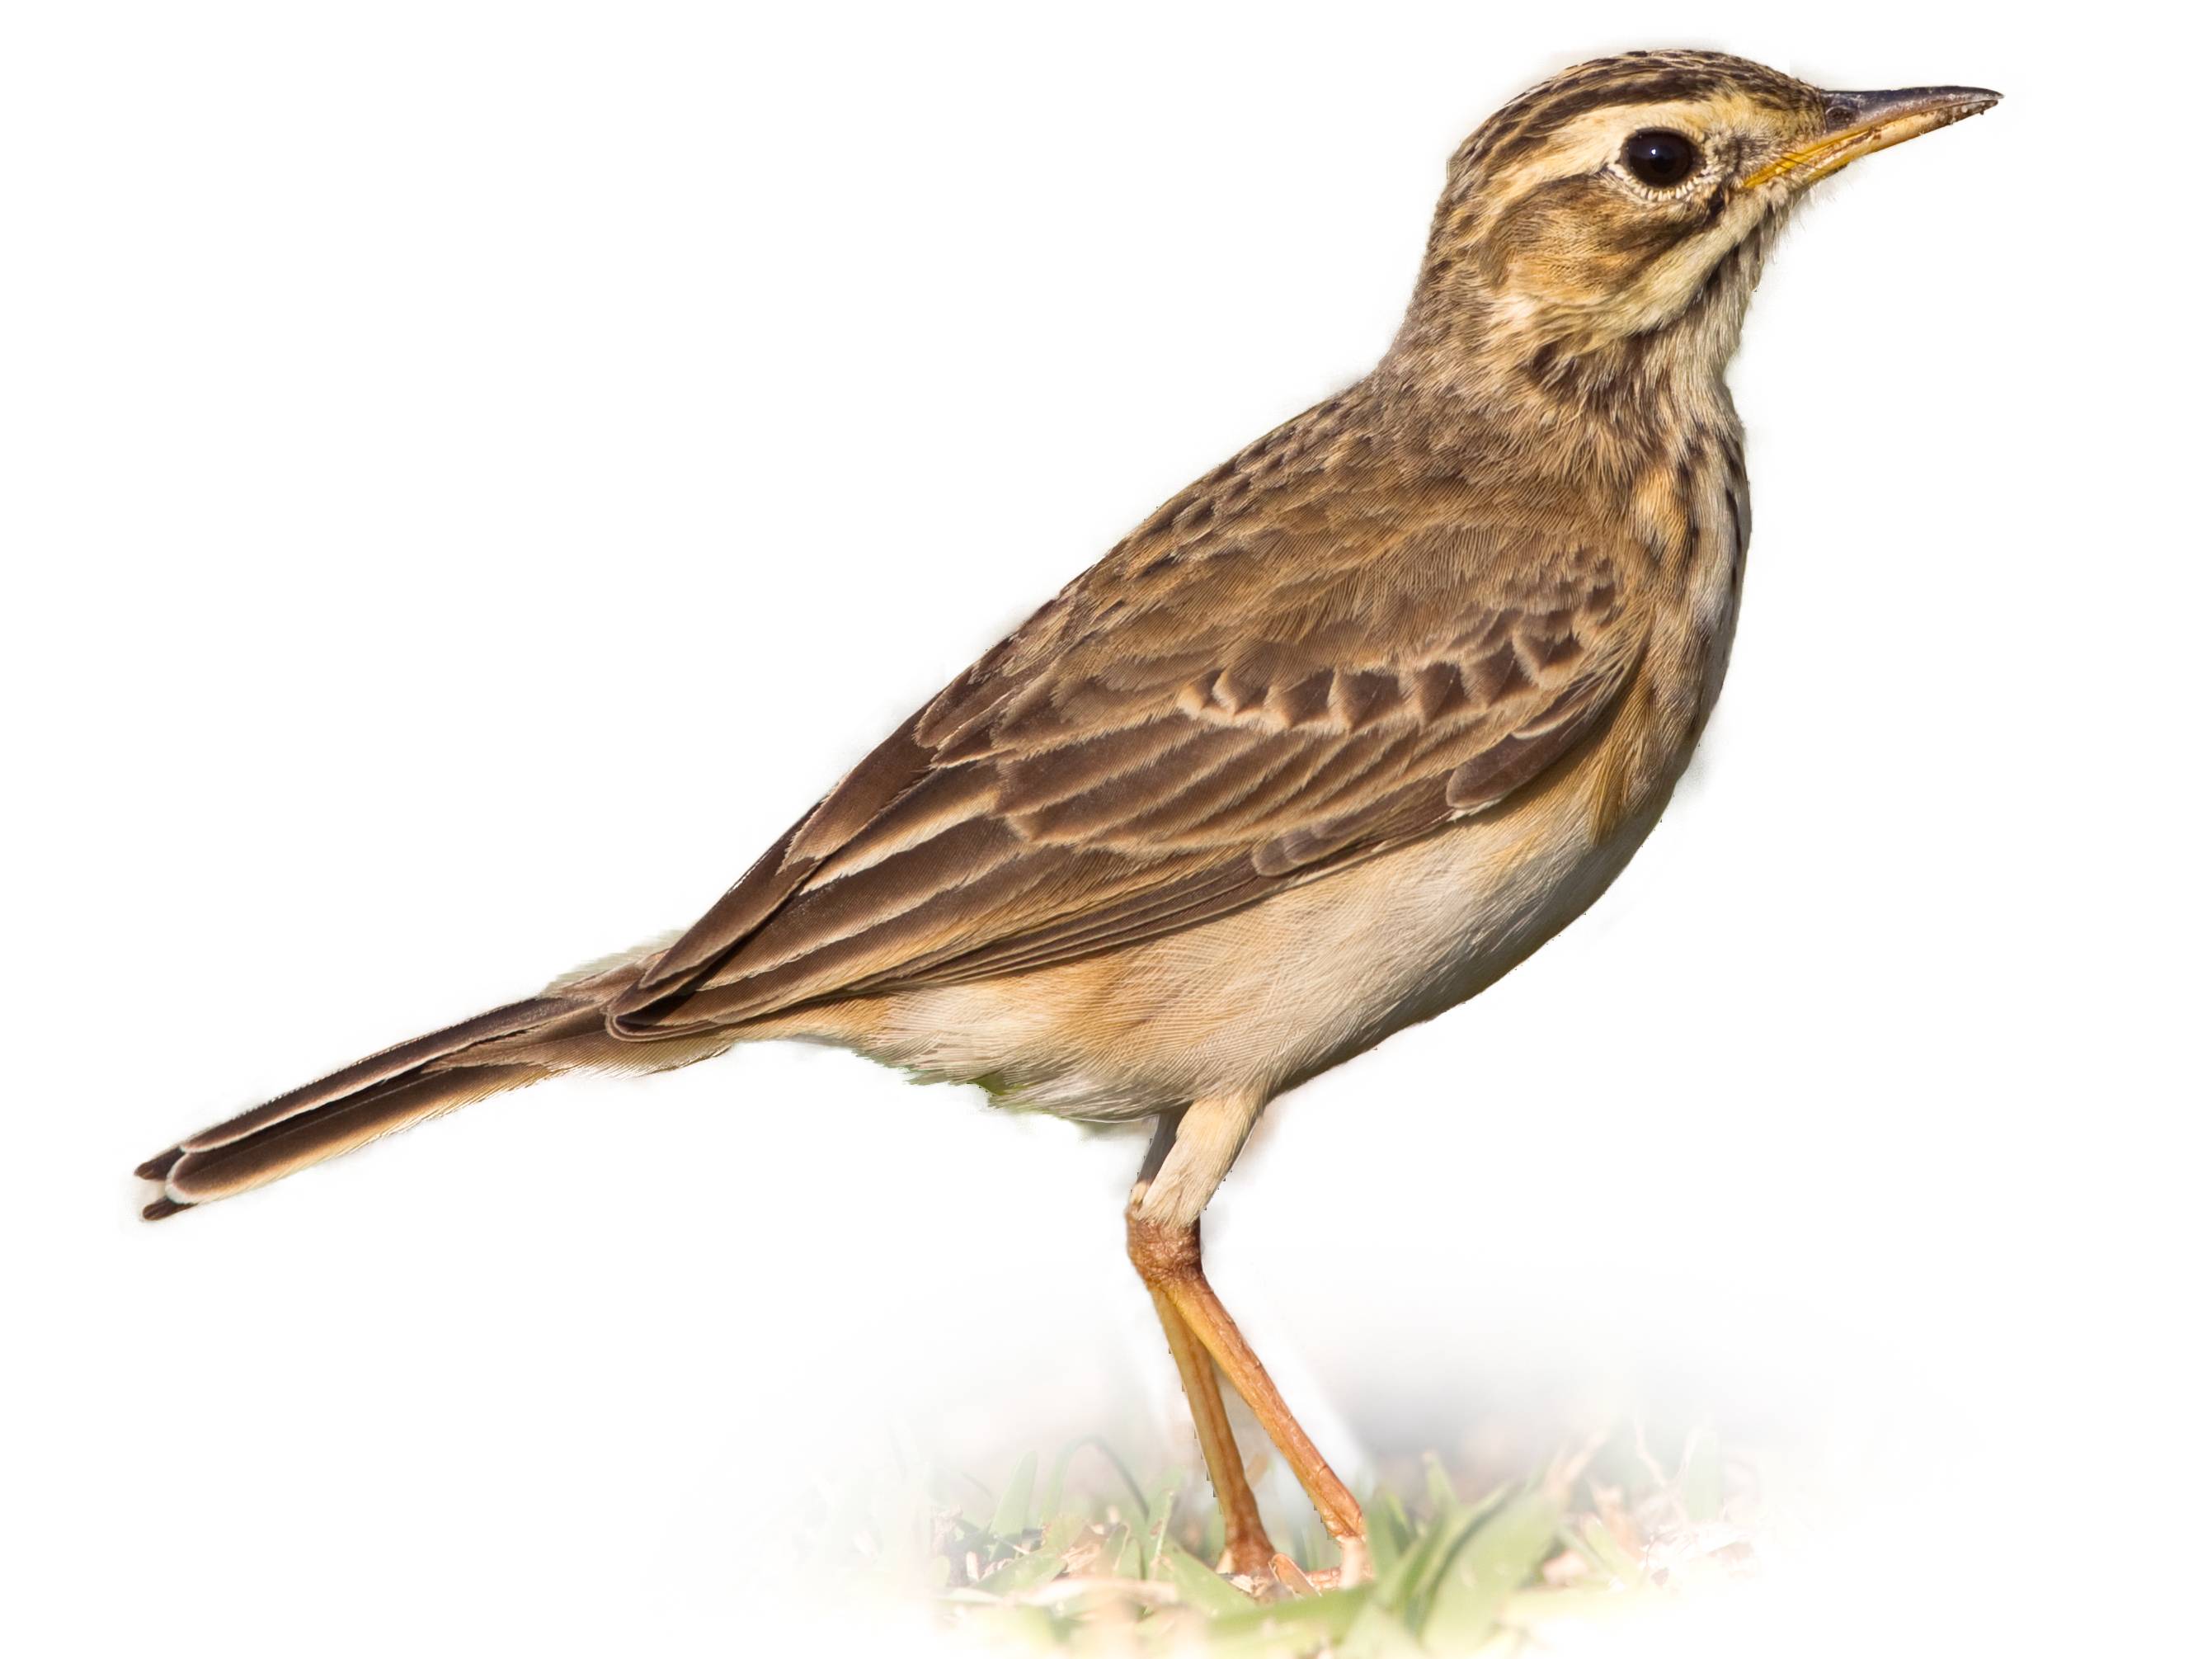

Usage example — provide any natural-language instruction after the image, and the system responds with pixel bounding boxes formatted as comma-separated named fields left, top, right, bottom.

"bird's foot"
left=1283, top=1533, right=1371, bottom=1592
left=1268, top=1553, right=1319, bottom=1596
left=1334, top=1530, right=1372, bottom=1586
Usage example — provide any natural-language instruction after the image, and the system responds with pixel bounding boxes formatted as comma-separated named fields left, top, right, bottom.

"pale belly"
left=788, top=775, right=1674, bottom=1123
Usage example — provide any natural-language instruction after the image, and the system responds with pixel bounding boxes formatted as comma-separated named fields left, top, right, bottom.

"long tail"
left=133, top=954, right=722, bottom=1221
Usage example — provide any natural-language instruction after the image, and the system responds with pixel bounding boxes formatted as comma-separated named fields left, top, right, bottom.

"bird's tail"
left=133, top=951, right=727, bottom=1221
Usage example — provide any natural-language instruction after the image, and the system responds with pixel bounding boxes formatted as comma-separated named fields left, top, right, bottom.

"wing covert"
left=613, top=488, right=1640, bottom=1037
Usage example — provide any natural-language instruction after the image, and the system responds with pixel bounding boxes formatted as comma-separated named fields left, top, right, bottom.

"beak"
left=1743, top=84, right=2002, bottom=191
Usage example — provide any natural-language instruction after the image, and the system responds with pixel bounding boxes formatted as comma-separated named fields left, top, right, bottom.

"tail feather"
left=141, top=1060, right=554, bottom=1218
left=133, top=957, right=700, bottom=1221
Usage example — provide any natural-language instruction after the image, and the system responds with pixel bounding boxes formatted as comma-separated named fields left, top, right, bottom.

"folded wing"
left=612, top=511, right=1640, bottom=1036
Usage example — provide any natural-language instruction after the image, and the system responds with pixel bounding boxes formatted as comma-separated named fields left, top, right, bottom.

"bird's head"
left=1390, top=50, right=1998, bottom=403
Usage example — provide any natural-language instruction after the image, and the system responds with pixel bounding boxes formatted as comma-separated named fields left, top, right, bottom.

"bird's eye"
left=1621, top=129, right=1700, bottom=187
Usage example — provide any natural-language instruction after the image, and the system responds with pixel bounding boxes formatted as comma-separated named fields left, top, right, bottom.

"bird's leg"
left=1148, top=1287, right=1274, bottom=1577
left=1132, top=1109, right=1274, bottom=1578
left=1129, top=1212, right=1369, bottom=1578
left=1127, top=1095, right=1368, bottom=1584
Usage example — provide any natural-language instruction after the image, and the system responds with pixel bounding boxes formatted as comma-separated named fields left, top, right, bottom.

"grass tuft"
left=797, top=1422, right=1763, bottom=1656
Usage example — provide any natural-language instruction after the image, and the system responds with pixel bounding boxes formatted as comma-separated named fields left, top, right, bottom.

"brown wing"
left=611, top=416, right=1640, bottom=1037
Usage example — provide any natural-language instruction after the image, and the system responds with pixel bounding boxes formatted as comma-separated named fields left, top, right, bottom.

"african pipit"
left=136, top=50, right=1998, bottom=1588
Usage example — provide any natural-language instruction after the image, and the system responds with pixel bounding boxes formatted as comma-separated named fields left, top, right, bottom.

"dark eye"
left=1621, top=129, right=1699, bottom=187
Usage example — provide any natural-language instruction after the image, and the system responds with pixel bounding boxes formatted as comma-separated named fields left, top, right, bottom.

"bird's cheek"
left=1478, top=234, right=1626, bottom=321
left=1487, top=191, right=1694, bottom=314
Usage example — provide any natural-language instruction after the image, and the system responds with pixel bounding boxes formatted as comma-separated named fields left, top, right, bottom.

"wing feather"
left=611, top=461, right=1640, bottom=1037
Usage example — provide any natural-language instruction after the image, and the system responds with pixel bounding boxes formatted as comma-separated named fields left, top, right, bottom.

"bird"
left=135, top=49, right=1998, bottom=1590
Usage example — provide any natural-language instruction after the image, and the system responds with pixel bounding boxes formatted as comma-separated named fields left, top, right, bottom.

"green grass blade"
left=989, top=1450, right=1038, bottom=1540
left=1039, top=1510, right=1085, bottom=1557
left=978, top=1547, right=1066, bottom=1599
left=1424, top=1452, right=1461, bottom=1520
left=1419, top=1487, right=1564, bottom=1652
left=1140, top=1468, right=1183, bottom=1577
left=1570, top=1514, right=1643, bottom=1586
left=1374, top=1476, right=1511, bottom=1621
left=1206, top=1586, right=1373, bottom=1657
left=1336, top=1597, right=1424, bottom=1659
left=1155, top=1538, right=1256, bottom=1618
left=1038, top=1444, right=1072, bottom=1529
left=1370, top=1511, right=1452, bottom=1615
left=1678, top=1427, right=1722, bottom=1524
left=1367, top=1488, right=1414, bottom=1583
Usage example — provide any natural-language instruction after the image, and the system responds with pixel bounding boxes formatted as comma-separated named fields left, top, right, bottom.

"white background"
left=5, top=3, right=2205, bottom=1655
